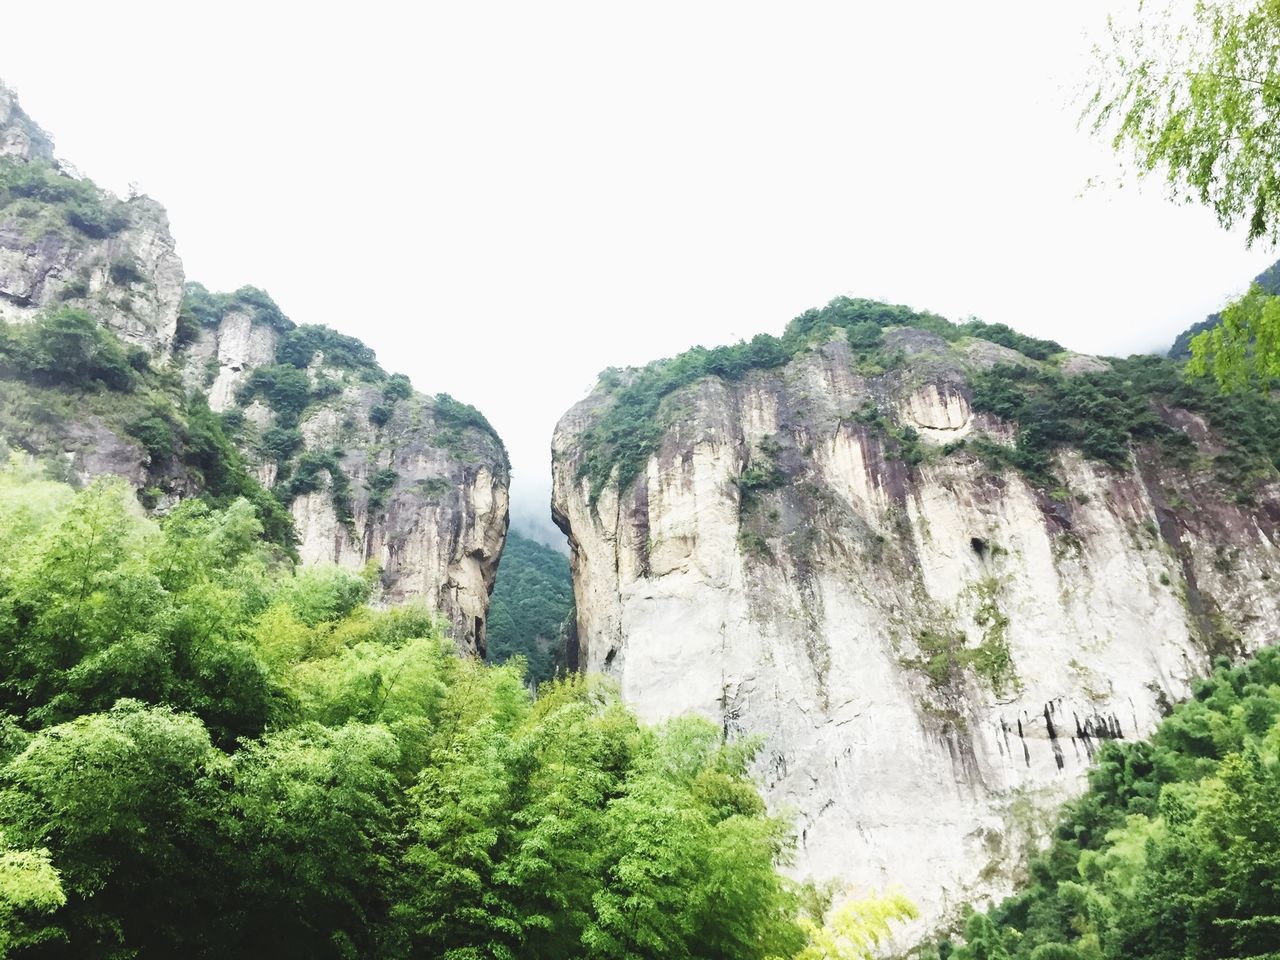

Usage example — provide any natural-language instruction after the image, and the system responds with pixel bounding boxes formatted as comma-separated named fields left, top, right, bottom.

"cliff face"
left=0, top=85, right=53, bottom=161
left=0, top=82, right=508, bottom=653
left=179, top=305, right=509, bottom=651
left=552, top=323, right=1280, bottom=929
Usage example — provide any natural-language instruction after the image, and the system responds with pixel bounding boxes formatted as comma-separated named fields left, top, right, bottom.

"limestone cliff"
left=176, top=296, right=510, bottom=651
left=552, top=307, right=1280, bottom=932
left=0, top=82, right=508, bottom=653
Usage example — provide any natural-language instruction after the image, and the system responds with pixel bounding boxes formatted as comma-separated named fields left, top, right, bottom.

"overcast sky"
left=4, top=1, right=1274, bottom=544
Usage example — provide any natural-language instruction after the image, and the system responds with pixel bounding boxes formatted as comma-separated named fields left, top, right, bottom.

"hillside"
left=0, top=82, right=508, bottom=653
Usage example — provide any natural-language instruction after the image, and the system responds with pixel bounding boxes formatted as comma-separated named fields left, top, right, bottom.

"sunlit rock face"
left=281, top=382, right=510, bottom=655
left=177, top=306, right=511, bottom=654
left=0, top=82, right=510, bottom=653
left=552, top=327, right=1280, bottom=932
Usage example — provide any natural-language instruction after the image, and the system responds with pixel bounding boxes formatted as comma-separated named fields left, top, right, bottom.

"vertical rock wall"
left=552, top=331, right=1280, bottom=930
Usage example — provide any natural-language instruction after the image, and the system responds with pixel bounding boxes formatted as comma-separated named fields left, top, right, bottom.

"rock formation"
left=0, top=81, right=508, bottom=653
left=552, top=317, right=1280, bottom=930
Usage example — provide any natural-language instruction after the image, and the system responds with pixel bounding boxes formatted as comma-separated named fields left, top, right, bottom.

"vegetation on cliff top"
left=0, top=461, right=911, bottom=959
left=576, top=297, right=1066, bottom=501
left=179, top=282, right=506, bottom=465
left=967, top=356, right=1280, bottom=496
left=579, top=292, right=1268, bottom=504
left=575, top=294, right=1280, bottom=506
left=0, top=309, right=295, bottom=550
left=926, top=646, right=1280, bottom=960
left=0, top=157, right=129, bottom=241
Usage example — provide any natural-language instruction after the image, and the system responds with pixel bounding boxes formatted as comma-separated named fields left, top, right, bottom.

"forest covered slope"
left=486, top=531, right=574, bottom=685
left=927, top=648, right=1280, bottom=960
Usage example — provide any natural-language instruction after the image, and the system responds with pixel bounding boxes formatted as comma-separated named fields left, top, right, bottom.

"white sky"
left=4, top=1, right=1274, bottom=544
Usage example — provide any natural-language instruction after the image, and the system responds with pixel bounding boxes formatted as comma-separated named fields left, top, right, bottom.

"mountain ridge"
left=0, top=81, right=509, bottom=653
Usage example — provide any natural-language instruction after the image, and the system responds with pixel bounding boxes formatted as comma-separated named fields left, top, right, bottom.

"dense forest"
left=486, top=531, right=574, bottom=686
left=922, top=649, right=1280, bottom=960
left=0, top=457, right=917, bottom=959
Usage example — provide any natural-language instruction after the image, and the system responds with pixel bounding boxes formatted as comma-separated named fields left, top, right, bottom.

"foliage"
left=172, top=395, right=296, bottom=551
left=900, top=610, right=1016, bottom=700
left=366, top=467, right=398, bottom=512
left=1169, top=257, right=1280, bottom=359
left=107, top=256, right=144, bottom=287
left=1187, top=282, right=1280, bottom=391
left=177, top=283, right=293, bottom=335
left=280, top=450, right=354, bottom=525
left=369, top=402, right=393, bottom=427
left=956, top=320, right=1062, bottom=361
left=431, top=392, right=508, bottom=466
left=261, top=426, right=303, bottom=464
left=576, top=298, right=1063, bottom=502
left=1086, top=0, right=1280, bottom=246
left=0, top=478, right=279, bottom=744
left=383, top=373, right=413, bottom=401
left=0, top=310, right=293, bottom=551
left=0, top=832, right=64, bottom=959
left=487, top=532, right=573, bottom=686
left=0, top=309, right=135, bottom=392
left=366, top=376, right=413, bottom=430
left=847, top=403, right=927, bottom=467
left=967, top=354, right=1280, bottom=493
left=433, top=391, right=500, bottom=438
left=276, top=324, right=382, bottom=377
left=235, top=363, right=312, bottom=428
left=794, top=889, right=919, bottom=960
left=932, top=646, right=1280, bottom=960
left=0, top=462, right=818, bottom=958
left=0, top=159, right=128, bottom=239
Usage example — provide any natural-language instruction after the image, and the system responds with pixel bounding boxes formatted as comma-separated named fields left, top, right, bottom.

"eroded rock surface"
left=0, top=81, right=509, bottom=652
left=552, top=331, right=1280, bottom=931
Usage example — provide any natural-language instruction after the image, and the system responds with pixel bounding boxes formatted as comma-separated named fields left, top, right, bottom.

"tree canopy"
left=1086, top=0, right=1280, bottom=246
left=486, top=531, right=574, bottom=686
left=1088, top=1, right=1280, bottom=392
left=923, top=648, right=1280, bottom=960
left=0, top=456, right=908, bottom=959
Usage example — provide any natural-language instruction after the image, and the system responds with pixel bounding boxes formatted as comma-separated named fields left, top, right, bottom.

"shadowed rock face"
left=553, top=327, right=1280, bottom=934
left=0, top=82, right=509, bottom=654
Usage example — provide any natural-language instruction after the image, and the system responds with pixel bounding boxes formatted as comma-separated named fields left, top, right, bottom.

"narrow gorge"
left=6, top=73, right=1280, bottom=956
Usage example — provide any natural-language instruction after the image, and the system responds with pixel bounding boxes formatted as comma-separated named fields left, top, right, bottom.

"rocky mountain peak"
left=0, top=83, right=509, bottom=654
left=0, top=81, right=55, bottom=163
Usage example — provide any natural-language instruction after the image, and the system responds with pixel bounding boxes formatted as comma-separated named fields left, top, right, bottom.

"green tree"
left=223, top=722, right=402, bottom=959
left=1086, top=0, right=1280, bottom=246
left=0, top=458, right=816, bottom=959
left=0, top=834, right=64, bottom=959
left=1186, top=281, right=1280, bottom=390
left=793, top=890, right=918, bottom=960
left=486, top=532, right=573, bottom=685
left=0, top=701, right=223, bottom=958
left=1086, top=1, right=1280, bottom=392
